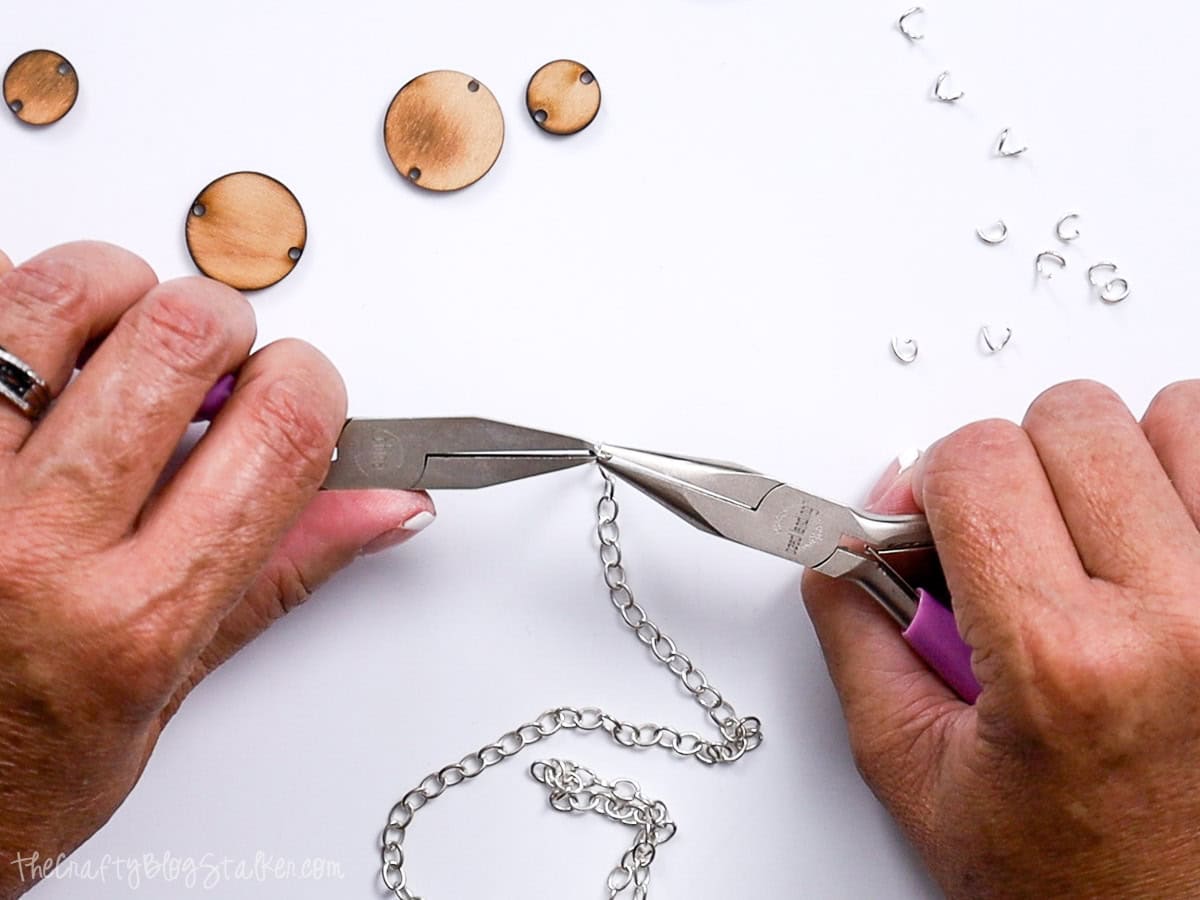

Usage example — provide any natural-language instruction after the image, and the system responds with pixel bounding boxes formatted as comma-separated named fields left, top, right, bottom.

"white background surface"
left=5, top=1, right=1200, bottom=896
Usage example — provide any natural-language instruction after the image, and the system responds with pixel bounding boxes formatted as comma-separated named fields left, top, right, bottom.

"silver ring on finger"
left=0, top=344, right=52, bottom=419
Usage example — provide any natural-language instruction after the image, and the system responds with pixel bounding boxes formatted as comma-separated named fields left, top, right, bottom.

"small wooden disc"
left=185, top=172, right=307, bottom=292
left=4, top=50, right=79, bottom=126
left=526, top=60, right=600, bottom=136
left=384, top=71, right=505, bottom=192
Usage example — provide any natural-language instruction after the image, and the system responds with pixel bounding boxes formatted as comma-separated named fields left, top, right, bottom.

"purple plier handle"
left=192, top=374, right=237, bottom=423
left=902, top=589, right=981, bottom=703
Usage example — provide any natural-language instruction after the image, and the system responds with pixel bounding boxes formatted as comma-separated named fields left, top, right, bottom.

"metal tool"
left=325, top=418, right=979, bottom=702
left=339, top=418, right=978, bottom=896
left=342, top=419, right=760, bottom=900
left=323, top=417, right=595, bottom=491
left=595, top=444, right=980, bottom=702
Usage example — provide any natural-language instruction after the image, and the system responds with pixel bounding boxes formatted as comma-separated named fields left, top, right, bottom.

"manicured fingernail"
left=865, top=448, right=921, bottom=509
left=362, top=510, right=436, bottom=555
left=193, top=374, right=237, bottom=422
left=402, top=510, right=436, bottom=532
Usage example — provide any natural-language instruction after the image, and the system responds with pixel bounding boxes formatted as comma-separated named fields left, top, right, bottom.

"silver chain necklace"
left=381, top=471, right=763, bottom=899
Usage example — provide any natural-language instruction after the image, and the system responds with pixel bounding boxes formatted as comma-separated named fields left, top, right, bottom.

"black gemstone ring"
left=0, top=346, right=51, bottom=419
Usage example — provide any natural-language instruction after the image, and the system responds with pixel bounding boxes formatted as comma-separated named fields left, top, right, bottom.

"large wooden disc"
left=384, top=71, right=505, bottom=192
left=526, top=60, right=601, bottom=135
left=185, top=172, right=307, bottom=292
left=4, top=50, right=79, bottom=126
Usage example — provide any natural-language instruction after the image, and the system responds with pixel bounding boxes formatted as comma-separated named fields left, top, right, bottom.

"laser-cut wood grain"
left=4, top=50, right=79, bottom=126
left=185, top=172, right=306, bottom=292
left=526, top=60, right=601, bottom=136
left=384, top=71, right=505, bottom=192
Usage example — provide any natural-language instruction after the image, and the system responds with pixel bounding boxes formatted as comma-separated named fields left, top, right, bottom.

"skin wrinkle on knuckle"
left=133, top=288, right=233, bottom=377
left=922, top=420, right=1030, bottom=508
left=246, top=374, right=340, bottom=482
left=1, top=257, right=91, bottom=330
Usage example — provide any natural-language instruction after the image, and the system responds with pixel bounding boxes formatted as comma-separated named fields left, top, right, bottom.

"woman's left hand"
left=0, top=242, right=434, bottom=898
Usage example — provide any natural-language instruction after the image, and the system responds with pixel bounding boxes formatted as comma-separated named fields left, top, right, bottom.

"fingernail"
left=865, top=448, right=921, bottom=510
left=362, top=510, right=436, bottom=555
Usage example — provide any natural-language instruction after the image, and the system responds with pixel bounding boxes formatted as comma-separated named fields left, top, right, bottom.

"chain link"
left=533, top=759, right=677, bottom=900
left=380, top=471, right=763, bottom=899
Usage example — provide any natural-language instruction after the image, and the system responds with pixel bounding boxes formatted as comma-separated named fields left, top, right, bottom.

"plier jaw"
left=597, top=443, right=980, bottom=703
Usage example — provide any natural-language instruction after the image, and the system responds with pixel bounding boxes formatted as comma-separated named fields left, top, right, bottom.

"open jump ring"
left=0, top=345, right=51, bottom=419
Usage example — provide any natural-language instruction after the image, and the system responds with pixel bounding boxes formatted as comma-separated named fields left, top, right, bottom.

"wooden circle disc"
left=526, top=60, right=600, bottom=136
left=185, top=172, right=307, bottom=292
left=384, top=71, right=505, bottom=192
left=4, top=50, right=79, bottom=126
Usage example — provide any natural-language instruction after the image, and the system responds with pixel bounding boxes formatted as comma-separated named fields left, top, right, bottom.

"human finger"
left=18, top=277, right=255, bottom=542
left=1141, top=380, right=1200, bottom=536
left=803, top=460, right=966, bottom=815
left=910, top=419, right=1088, bottom=676
left=1023, top=380, right=1196, bottom=586
left=0, top=242, right=157, bottom=449
left=130, top=339, right=346, bottom=663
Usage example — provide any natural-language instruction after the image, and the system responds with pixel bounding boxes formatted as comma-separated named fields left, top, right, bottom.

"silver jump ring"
left=1056, top=213, right=1081, bottom=242
left=980, top=325, right=1012, bottom=354
left=934, top=71, right=964, bottom=102
left=0, top=345, right=51, bottom=420
left=898, top=6, right=926, bottom=40
left=1088, top=262, right=1118, bottom=287
left=995, top=128, right=1028, bottom=158
left=976, top=219, right=1008, bottom=245
left=1036, top=251, right=1067, bottom=279
left=1100, top=277, right=1131, bottom=304
left=891, top=336, right=919, bottom=364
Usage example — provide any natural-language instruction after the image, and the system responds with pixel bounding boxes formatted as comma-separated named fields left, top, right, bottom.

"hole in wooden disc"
left=288, top=247, right=302, bottom=261
left=191, top=203, right=206, bottom=217
left=580, top=71, right=595, bottom=85
left=8, top=99, right=21, bottom=113
left=467, top=80, right=480, bottom=93
left=408, top=167, right=422, bottom=182
left=57, top=62, right=71, bottom=76
left=534, top=109, right=548, bottom=124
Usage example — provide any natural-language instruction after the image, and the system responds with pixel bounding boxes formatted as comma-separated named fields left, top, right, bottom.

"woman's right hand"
left=803, top=380, right=1200, bottom=898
